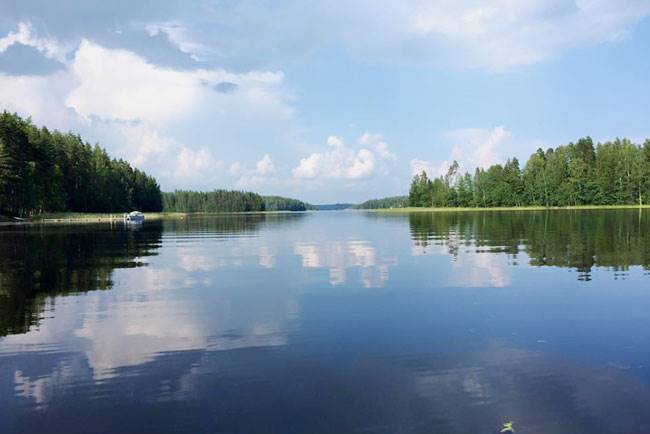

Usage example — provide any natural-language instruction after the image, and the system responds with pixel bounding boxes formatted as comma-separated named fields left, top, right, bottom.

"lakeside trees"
left=162, top=190, right=266, bottom=212
left=409, top=137, right=650, bottom=208
left=0, top=113, right=314, bottom=216
left=264, top=196, right=314, bottom=211
left=0, top=112, right=162, bottom=216
left=162, top=192, right=317, bottom=213
left=355, top=196, right=409, bottom=209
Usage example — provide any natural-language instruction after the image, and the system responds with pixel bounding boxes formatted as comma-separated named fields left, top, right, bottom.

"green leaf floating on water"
left=500, top=421, right=515, bottom=433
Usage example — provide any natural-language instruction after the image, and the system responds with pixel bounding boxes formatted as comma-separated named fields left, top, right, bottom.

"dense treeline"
left=0, top=112, right=162, bottom=216
left=162, top=189, right=266, bottom=212
left=162, top=191, right=316, bottom=212
left=355, top=196, right=408, bottom=209
left=264, top=195, right=314, bottom=211
left=315, top=203, right=354, bottom=210
left=409, top=137, right=650, bottom=208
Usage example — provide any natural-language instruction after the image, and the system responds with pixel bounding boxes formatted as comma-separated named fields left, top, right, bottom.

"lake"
left=2, top=210, right=650, bottom=434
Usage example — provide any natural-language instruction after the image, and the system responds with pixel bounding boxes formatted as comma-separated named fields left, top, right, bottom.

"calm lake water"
left=2, top=210, right=650, bottom=434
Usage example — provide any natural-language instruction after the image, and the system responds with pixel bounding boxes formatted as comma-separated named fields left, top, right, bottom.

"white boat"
left=124, top=211, right=145, bottom=224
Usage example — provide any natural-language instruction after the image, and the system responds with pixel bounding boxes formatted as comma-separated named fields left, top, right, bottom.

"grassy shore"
left=368, top=204, right=650, bottom=213
left=26, top=212, right=189, bottom=223
left=15, top=210, right=311, bottom=224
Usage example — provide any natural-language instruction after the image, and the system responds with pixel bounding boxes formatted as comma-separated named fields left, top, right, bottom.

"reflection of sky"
left=1, top=276, right=297, bottom=381
left=3, top=212, right=650, bottom=433
left=0, top=231, right=302, bottom=381
left=294, top=240, right=398, bottom=288
left=411, top=238, right=512, bottom=288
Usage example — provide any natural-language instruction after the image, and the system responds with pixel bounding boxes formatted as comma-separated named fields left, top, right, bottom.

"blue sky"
left=0, top=1, right=649, bottom=203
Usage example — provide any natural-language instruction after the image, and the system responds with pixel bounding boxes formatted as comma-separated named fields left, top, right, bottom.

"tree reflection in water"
left=408, top=209, right=650, bottom=281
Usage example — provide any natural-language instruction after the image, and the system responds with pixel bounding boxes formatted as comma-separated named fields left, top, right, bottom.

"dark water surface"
left=2, top=210, right=650, bottom=434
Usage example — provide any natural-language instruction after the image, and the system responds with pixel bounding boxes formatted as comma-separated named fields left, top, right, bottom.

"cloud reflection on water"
left=294, top=240, right=398, bottom=288
left=1, top=236, right=300, bottom=383
left=411, top=231, right=511, bottom=287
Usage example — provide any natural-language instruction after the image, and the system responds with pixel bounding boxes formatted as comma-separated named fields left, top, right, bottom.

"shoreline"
left=0, top=212, right=188, bottom=225
left=365, top=205, right=650, bottom=213
left=1, top=210, right=315, bottom=225
left=2, top=205, right=649, bottom=224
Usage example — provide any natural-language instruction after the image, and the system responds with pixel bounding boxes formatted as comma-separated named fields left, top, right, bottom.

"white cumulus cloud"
left=411, top=126, right=520, bottom=179
left=144, top=21, right=208, bottom=61
left=0, top=29, right=296, bottom=191
left=64, top=40, right=289, bottom=125
left=359, top=132, right=396, bottom=160
left=292, top=135, right=377, bottom=179
left=0, top=22, right=68, bottom=62
left=175, top=147, right=223, bottom=181
left=65, top=40, right=201, bottom=123
left=256, top=154, right=275, bottom=175
left=233, top=154, right=281, bottom=190
left=444, top=126, right=512, bottom=170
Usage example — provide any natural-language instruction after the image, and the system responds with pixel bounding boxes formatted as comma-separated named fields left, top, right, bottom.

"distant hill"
left=354, top=196, right=408, bottom=209
left=313, top=203, right=354, bottom=211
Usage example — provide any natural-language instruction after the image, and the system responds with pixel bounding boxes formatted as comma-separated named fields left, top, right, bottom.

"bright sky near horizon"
left=0, top=1, right=649, bottom=203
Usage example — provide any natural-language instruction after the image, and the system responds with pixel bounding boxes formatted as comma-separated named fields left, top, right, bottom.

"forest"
left=264, top=196, right=314, bottom=211
left=162, top=190, right=267, bottom=212
left=409, top=137, right=650, bottom=208
left=0, top=112, right=162, bottom=217
left=355, top=196, right=409, bottom=209
left=162, top=190, right=314, bottom=212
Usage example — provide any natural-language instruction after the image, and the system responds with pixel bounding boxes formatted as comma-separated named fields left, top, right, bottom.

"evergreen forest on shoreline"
left=408, top=137, right=650, bottom=208
left=0, top=112, right=311, bottom=217
left=0, top=112, right=162, bottom=217
left=161, top=191, right=313, bottom=213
